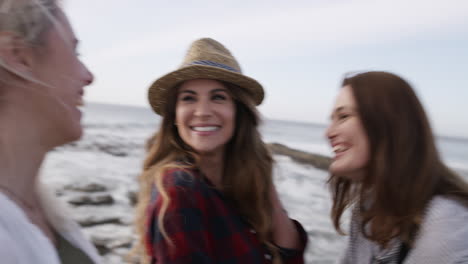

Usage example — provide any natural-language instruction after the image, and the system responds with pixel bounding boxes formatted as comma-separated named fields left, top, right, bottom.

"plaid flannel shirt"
left=145, top=168, right=308, bottom=264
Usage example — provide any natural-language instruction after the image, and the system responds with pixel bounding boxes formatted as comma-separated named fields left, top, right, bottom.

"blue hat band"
left=186, top=60, right=240, bottom=73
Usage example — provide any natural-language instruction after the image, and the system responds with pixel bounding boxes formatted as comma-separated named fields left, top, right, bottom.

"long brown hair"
left=134, top=81, right=276, bottom=262
left=329, top=71, right=468, bottom=247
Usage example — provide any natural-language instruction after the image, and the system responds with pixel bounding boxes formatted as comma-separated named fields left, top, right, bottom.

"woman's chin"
left=57, top=124, right=83, bottom=147
left=69, top=125, right=83, bottom=141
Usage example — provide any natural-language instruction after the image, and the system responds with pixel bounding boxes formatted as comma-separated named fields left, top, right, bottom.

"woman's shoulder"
left=406, top=198, right=468, bottom=261
left=161, top=167, right=205, bottom=190
left=0, top=230, right=20, bottom=263
left=0, top=191, right=63, bottom=263
left=0, top=192, right=28, bottom=225
left=36, top=183, right=102, bottom=263
left=424, top=195, right=468, bottom=221
left=415, top=195, right=468, bottom=242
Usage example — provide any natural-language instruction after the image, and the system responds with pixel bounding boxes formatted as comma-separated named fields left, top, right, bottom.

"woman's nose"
left=194, top=98, right=212, bottom=117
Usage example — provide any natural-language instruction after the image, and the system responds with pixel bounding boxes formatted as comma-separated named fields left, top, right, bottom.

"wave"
left=446, top=160, right=468, bottom=171
left=54, top=136, right=145, bottom=157
left=55, top=131, right=465, bottom=179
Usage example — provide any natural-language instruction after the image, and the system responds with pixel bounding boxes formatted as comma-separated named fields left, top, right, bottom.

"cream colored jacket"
left=0, top=183, right=101, bottom=264
left=339, top=196, right=468, bottom=264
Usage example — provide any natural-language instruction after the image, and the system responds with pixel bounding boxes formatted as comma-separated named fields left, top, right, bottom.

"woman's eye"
left=338, top=113, right=351, bottom=121
left=212, top=94, right=227, bottom=101
left=181, top=95, right=195, bottom=102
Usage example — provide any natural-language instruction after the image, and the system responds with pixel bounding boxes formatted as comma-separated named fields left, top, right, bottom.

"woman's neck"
left=0, top=125, right=47, bottom=210
left=198, top=151, right=224, bottom=188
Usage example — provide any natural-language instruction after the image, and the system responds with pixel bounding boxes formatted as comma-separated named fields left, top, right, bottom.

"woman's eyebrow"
left=210, top=88, right=228, bottom=93
left=179, top=90, right=196, bottom=95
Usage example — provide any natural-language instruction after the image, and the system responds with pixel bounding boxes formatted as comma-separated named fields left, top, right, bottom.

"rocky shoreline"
left=267, top=143, right=331, bottom=170
left=50, top=143, right=331, bottom=263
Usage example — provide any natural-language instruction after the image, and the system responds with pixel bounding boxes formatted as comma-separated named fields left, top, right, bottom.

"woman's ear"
left=0, top=32, right=34, bottom=80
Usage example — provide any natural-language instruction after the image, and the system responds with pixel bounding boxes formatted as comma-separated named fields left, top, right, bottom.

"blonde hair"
left=0, top=0, right=61, bottom=82
left=0, top=0, right=60, bottom=43
left=133, top=82, right=281, bottom=263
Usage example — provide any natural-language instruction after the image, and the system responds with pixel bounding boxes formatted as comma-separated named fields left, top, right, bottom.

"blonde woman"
left=135, top=38, right=308, bottom=264
left=0, top=0, right=100, bottom=263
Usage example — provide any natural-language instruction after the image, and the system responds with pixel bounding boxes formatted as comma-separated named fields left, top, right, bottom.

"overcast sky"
left=65, top=0, right=468, bottom=138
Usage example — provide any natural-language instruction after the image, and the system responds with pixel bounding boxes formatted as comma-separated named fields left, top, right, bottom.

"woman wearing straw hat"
left=0, top=0, right=100, bottom=263
left=134, top=38, right=308, bottom=264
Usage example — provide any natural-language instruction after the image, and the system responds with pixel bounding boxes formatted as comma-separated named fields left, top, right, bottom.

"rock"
left=267, top=143, right=331, bottom=170
left=73, top=206, right=133, bottom=227
left=68, top=194, right=114, bottom=206
left=96, top=144, right=128, bottom=157
left=85, top=225, right=135, bottom=255
left=127, top=190, right=138, bottom=206
left=77, top=216, right=123, bottom=227
left=55, top=189, right=64, bottom=197
left=64, top=182, right=108, bottom=193
left=102, top=251, right=136, bottom=264
left=93, top=239, right=111, bottom=255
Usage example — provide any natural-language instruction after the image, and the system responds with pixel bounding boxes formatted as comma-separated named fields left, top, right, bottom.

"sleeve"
left=408, top=202, right=468, bottom=264
left=146, top=170, right=217, bottom=264
left=277, top=219, right=308, bottom=264
left=406, top=198, right=468, bottom=264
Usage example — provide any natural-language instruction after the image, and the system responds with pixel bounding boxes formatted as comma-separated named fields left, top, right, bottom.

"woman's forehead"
left=178, top=79, right=228, bottom=92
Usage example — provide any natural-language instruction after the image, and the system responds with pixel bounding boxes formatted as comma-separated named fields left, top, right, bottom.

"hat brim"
left=148, top=65, right=264, bottom=115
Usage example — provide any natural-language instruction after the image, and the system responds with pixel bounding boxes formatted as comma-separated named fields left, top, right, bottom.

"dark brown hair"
left=329, top=71, right=468, bottom=246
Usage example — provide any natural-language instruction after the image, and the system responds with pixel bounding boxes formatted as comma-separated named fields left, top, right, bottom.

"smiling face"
left=175, top=79, right=235, bottom=157
left=29, top=10, right=94, bottom=144
left=326, top=85, right=370, bottom=180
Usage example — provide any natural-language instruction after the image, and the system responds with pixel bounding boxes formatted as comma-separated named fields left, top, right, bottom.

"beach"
left=41, top=103, right=468, bottom=264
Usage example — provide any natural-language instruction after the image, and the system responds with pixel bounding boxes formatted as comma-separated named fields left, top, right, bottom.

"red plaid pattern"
left=145, top=168, right=308, bottom=264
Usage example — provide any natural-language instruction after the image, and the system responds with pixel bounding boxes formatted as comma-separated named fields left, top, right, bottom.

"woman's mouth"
left=332, top=144, right=349, bottom=158
left=191, top=126, right=220, bottom=132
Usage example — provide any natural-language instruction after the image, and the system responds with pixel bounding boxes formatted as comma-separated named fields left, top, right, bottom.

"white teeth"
left=333, top=145, right=348, bottom=153
left=192, top=126, right=219, bottom=132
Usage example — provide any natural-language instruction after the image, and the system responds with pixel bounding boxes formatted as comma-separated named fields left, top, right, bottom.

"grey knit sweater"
left=339, top=196, right=468, bottom=264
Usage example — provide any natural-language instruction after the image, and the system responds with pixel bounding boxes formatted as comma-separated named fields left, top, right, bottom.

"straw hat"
left=148, top=38, right=264, bottom=115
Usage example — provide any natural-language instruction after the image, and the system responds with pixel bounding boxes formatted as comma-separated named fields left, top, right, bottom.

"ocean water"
left=41, top=103, right=468, bottom=264
left=78, top=103, right=468, bottom=175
